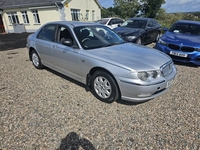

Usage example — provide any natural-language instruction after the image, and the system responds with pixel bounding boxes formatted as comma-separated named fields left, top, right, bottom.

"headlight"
left=138, top=70, right=159, bottom=81
left=125, top=36, right=137, bottom=41
left=158, top=38, right=167, bottom=46
left=195, top=48, right=200, bottom=52
left=138, top=71, right=148, bottom=81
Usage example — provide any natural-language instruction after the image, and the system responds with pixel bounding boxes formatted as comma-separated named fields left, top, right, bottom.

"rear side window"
left=152, top=19, right=160, bottom=27
left=115, top=19, right=124, bottom=24
left=37, top=25, right=56, bottom=41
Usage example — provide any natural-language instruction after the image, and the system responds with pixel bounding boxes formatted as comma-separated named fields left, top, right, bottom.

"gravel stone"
left=0, top=47, right=200, bottom=149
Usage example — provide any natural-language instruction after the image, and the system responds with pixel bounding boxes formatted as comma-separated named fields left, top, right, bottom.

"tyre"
left=91, top=70, right=119, bottom=103
left=31, top=50, right=43, bottom=69
left=136, top=37, right=142, bottom=45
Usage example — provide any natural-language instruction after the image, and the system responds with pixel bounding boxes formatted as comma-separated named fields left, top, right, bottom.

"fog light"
left=138, top=93, right=151, bottom=97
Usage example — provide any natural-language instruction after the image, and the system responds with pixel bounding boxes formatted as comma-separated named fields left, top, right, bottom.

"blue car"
left=155, top=20, right=200, bottom=66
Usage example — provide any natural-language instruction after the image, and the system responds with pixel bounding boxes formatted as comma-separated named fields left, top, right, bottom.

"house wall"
left=64, top=0, right=101, bottom=21
left=2, top=7, right=60, bottom=33
left=2, top=0, right=101, bottom=33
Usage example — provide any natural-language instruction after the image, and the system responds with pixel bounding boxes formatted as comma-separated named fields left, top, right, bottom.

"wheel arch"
left=29, top=47, right=41, bottom=62
left=29, top=47, right=36, bottom=61
left=86, top=67, right=121, bottom=97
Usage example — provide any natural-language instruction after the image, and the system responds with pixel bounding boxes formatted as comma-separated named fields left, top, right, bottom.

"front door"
left=51, top=26, right=82, bottom=81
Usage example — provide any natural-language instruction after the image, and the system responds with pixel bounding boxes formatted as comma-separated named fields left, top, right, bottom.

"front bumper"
left=155, top=43, right=200, bottom=66
left=116, top=67, right=177, bottom=102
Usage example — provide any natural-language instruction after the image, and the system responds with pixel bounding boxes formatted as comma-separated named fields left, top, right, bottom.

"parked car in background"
left=155, top=20, right=200, bottom=66
left=27, top=21, right=176, bottom=103
left=113, top=18, right=162, bottom=45
left=94, top=17, right=124, bottom=29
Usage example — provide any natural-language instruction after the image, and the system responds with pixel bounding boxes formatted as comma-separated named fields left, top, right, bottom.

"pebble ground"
left=0, top=47, right=200, bottom=150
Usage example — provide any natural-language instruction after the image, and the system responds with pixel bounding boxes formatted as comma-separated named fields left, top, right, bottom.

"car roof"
left=175, top=20, right=200, bottom=25
left=45, top=21, right=98, bottom=27
left=128, top=18, right=153, bottom=21
left=97, top=17, right=122, bottom=20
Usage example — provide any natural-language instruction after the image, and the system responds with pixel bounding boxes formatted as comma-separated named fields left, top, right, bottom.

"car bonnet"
left=114, top=27, right=141, bottom=36
left=85, top=43, right=171, bottom=71
left=161, top=32, right=200, bottom=46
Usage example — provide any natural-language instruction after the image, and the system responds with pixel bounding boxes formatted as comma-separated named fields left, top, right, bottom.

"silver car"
left=27, top=21, right=177, bottom=103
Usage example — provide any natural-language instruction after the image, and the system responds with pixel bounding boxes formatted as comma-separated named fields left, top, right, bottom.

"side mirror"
left=146, top=26, right=151, bottom=31
left=62, top=39, right=73, bottom=47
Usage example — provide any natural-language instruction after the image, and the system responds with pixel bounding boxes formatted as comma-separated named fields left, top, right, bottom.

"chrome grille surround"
left=160, top=61, right=174, bottom=77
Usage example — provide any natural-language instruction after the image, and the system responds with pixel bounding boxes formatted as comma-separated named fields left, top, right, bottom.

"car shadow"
left=45, top=67, right=86, bottom=89
left=0, top=33, right=32, bottom=51
left=56, top=132, right=96, bottom=150
left=116, top=98, right=149, bottom=106
left=45, top=67, right=149, bottom=105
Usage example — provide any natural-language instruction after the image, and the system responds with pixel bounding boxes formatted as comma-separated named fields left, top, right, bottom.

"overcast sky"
left=98, top=0, right=200, bottom=13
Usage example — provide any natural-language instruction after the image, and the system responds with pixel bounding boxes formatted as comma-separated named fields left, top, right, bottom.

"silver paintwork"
left=27, top=21, right=177, bottom=102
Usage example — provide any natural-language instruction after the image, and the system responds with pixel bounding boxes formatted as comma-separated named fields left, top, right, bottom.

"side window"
left=37, top=25, right=56, bottom=41
left=116, top=19, right=123, bottom=24
left=153, top=20, right=160, bottom=27
left=108, top=19, right=113, bottom=25
left=148, top=20, right=154, bottom=27
left=108, top=19, right=116, bottom=25
left=59, top=26, right=73, bottom=43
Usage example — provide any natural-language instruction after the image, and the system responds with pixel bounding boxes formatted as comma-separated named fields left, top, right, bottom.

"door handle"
left=52, top=45, right=57, bottom=48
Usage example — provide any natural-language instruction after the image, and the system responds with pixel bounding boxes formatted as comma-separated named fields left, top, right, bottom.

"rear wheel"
left=31, top=50, right=43, bottom=69
left=91, top=70, right=119, bottom=103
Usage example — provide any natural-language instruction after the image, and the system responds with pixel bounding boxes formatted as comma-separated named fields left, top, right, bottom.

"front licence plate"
left=170, top=51, right=187, bottom=57
left=166, top=79, right=174, bottom=88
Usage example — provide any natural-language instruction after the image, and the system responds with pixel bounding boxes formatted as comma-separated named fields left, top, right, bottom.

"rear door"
left=35, top=24, right=56, bottom=65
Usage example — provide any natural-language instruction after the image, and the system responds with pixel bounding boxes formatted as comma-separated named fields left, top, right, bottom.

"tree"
left=139, top=0, right=165, bottom=18
left=113, top=0, right=139, bottom=19
left=101, top=7, right=116, bottom=18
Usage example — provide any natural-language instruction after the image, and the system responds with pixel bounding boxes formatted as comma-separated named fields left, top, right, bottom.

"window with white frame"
left=71, top=9, right=80, bottom=21
left=32, top=10, right=40, bottom=24
left=21, top=11, right=29, bottom=24
left=86, top=10, right=89, bottom=21
left=92, top=10, right=95, bottom=21
left=7, top=12, right=19, bottom=24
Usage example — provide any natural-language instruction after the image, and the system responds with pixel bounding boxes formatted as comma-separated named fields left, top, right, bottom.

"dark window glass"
left=37, top=25, right=56, bottom=41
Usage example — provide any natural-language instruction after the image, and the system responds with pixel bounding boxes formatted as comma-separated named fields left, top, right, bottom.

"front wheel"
left=91, top=71, right=119, bottom=103
left=31, top=50, right=43, bottom=69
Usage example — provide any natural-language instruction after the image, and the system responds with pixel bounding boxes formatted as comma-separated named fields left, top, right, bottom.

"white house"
left=0, top=0, right=101, bottom=33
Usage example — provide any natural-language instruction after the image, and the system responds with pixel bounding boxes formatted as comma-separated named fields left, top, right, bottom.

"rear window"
left=94, top=19, right=109, bottom=25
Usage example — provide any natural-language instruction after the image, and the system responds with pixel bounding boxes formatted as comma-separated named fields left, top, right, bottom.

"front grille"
left=195, top=57, right=200, bottom=62
left=160, top=62, right=174, bottom=77
left=181, top=46, right=195, bottom=52
left=168, top=44, right=180, bottom=50
left=168, top=43, right=195, bottom=52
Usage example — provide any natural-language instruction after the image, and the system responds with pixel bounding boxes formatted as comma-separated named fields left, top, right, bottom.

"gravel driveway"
left=0, top=46, right=200, bottom=149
